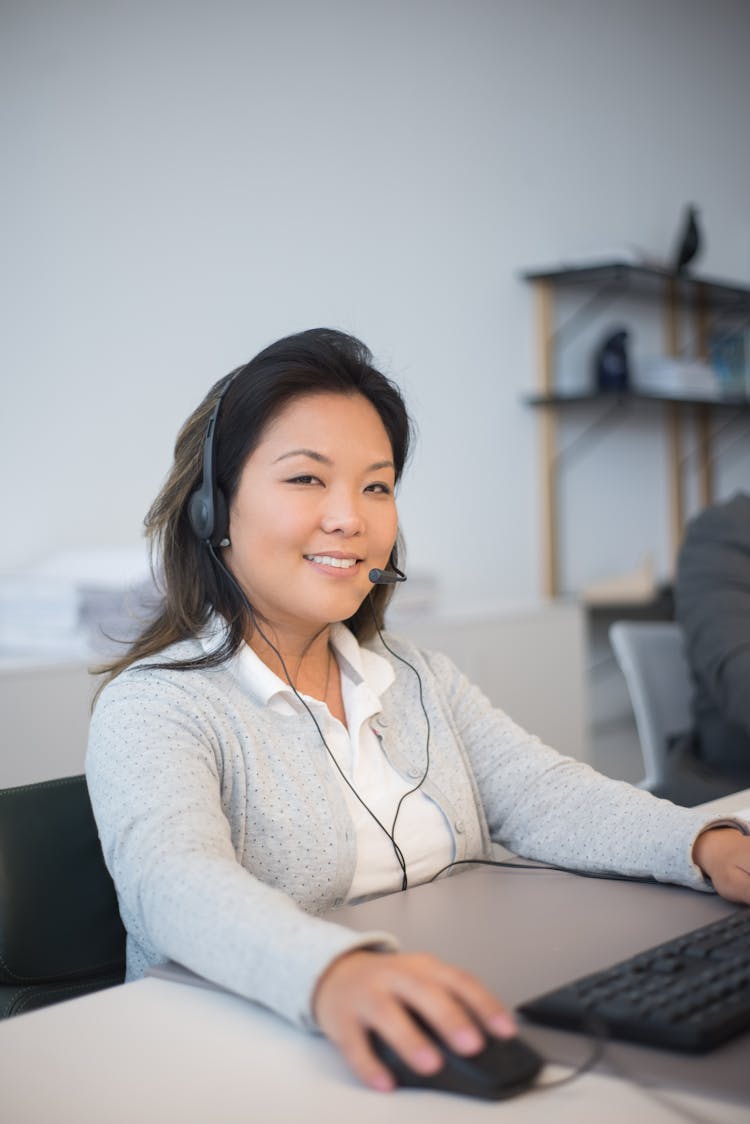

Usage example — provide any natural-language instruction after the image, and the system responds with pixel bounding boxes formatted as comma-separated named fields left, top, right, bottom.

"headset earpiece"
left=212, top=488, right=229, bottom=545
left=187, top=487, right=211, bottom=540
left=188, top=483, right=228, bottom=545
left=187, top=377, right=235, bottom=546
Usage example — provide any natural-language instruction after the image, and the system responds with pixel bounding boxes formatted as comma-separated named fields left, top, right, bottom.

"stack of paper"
left=0, top=547, right=158, bottom=657
left=0, top=577, right=83, bottom=653
left=633, top=357, right=719, bottom=399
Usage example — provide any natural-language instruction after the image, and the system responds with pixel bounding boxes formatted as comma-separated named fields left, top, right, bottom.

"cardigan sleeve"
left=422, top=649, right=749, bottom=889
left=86, top=668, right=397, bottom=1031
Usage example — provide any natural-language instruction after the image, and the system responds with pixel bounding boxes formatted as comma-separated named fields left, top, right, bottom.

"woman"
left=87, top=328, right=750, bottom=1093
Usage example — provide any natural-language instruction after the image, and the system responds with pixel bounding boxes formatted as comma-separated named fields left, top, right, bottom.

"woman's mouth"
left=304, top=554, right=359, bottom=570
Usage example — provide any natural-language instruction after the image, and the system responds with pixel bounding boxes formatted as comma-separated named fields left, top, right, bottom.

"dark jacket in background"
left=675, top=492, right=750, bottom=787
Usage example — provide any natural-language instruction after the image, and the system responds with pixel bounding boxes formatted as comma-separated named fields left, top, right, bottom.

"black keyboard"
left=518, top=908, right=750, bottom=1053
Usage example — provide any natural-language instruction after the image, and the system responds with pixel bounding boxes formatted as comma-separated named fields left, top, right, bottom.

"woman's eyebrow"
left=274, top=448, right=331, bottom=465
left=274, top=449, right=395, bottom=472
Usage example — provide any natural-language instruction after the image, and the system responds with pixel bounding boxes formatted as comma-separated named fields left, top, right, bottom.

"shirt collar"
left=329, top=621, right=395, bottom=698
left=198, top=616, right=394, bottom=710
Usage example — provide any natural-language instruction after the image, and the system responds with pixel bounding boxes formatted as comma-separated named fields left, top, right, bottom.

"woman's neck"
left=247, top=620, right=347, bottom=727
left=247, top=622, right=333, bottom=697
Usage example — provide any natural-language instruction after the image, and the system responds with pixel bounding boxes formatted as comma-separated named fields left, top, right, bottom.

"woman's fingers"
left=393, top=954, right=517, bottom=1045
left=333, top=996, right=445, bottom=1091
left=694, top=828, right=750, bottom=902
left=312, top=948, right=516, bottom=1091
left=314, top=952, right=444, bottom=1090
left=332, top=1020, right=397, bottom=1092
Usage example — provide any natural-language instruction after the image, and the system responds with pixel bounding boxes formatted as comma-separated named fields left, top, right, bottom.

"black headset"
left=187, top=372, right=240, bottom=546
left=185, top=362, right=427, bottom=890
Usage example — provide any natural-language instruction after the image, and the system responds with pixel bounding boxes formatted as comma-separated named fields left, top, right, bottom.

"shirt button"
left=454, top=821, right=465, bottom=834
left=376, top=715, right=389, bottom=728
left=333, top=897, right=344, bottom=907
left=407, top=767, right=421, bottom=779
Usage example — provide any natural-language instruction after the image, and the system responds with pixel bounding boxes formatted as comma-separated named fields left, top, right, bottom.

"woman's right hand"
left=311, top=948, right=517, bottom=1092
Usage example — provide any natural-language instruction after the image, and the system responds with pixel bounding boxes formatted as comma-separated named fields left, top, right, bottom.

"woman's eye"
left=287, top=474, right=321, bottom=485
left=366, top=482, right=392, bottom=495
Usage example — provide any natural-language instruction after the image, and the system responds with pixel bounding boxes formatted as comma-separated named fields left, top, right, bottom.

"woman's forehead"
left=255, top=391, right=393, bottom=456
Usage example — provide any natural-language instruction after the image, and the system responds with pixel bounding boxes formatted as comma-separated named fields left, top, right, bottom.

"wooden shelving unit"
left=522, top=262, right=750, bottom=597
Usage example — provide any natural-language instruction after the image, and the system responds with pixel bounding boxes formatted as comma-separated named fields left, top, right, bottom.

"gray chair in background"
left=609, top=621, right=733, bottom=806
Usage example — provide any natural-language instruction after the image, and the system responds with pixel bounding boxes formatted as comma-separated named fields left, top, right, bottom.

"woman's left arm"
left=421, top=648, right=750, bottom=894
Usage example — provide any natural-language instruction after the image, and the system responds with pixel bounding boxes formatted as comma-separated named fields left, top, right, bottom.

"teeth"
left=305, top=555, right=357, bottom=569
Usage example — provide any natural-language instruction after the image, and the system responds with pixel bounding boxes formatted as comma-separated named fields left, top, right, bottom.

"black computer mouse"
left=369, top=1015, right=545, bottom=1100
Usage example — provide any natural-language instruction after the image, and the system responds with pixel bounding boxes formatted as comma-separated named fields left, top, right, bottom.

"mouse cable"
left=530, top=1015, right=608, bottom=1093
left=427, top=856, right=659, bottom=886
left=542, top=1016, right=723, bottom=1124
left=589, top=1042, right=727, bottom=1124
left=526, top=1015, right=719, bottom=1124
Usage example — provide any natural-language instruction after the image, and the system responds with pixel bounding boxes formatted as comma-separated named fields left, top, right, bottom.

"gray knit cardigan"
left=86, top=632, right=744, bottom=1030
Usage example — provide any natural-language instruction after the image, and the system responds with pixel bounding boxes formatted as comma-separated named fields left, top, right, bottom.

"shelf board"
left=521, top=261, right=750, bottom=312
left=584, top=585, right=675, bottom=620
left=523, top=389, right=749, bottom=409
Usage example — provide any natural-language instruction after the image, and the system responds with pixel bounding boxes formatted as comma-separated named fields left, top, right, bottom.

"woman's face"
left=224, top=391, right=399, bottom=638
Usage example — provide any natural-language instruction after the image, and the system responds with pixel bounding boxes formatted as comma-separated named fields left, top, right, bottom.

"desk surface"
left=333, top=858, right=749, bottom=1104
left=4, top=975, right=747, bottom=1124
left=2, top=790, right=749, bottom=1124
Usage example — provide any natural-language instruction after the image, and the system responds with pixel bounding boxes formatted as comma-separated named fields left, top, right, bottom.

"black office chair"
left=0, top=774, right=126, bottom=1017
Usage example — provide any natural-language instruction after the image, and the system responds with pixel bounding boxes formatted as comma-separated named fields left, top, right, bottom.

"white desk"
left=2, top=791, right=749, bottom=1123
left=2, top=973, right=747, bottom=1124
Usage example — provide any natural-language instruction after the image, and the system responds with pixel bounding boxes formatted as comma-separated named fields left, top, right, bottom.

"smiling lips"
left=304, top=554, right=359, bottom=569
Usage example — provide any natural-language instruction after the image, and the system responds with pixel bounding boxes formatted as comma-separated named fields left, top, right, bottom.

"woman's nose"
left=320, top=490, right=365, bottom=535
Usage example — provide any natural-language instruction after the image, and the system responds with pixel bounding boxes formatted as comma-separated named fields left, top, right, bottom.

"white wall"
left=3, top=0, right=749, bottom=604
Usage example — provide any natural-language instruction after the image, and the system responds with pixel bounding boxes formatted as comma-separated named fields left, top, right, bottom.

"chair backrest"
left=0, top=774, right=126, bottom=1017
left=608, top=621, right=694, bottom=792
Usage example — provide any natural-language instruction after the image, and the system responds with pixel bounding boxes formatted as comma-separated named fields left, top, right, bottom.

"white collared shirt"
left=200, top=619, right=454, bottom=902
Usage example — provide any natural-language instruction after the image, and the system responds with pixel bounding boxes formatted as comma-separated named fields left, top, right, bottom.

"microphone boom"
left=368, top=567, right=407, bottom=584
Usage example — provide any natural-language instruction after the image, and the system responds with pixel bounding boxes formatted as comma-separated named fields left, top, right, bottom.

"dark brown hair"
left=96, top=328, right=412, bottom=690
